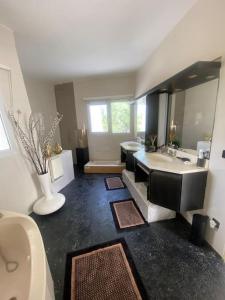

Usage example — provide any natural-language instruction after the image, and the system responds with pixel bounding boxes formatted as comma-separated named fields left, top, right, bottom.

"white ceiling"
left=0, top=0, right=197, bottom=81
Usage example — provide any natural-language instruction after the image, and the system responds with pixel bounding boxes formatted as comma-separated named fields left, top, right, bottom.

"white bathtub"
left=0, top=211, right=55, bottom=300
left=84, top=160, right=125, bottom=173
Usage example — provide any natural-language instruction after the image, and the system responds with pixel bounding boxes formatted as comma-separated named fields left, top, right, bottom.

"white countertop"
left=133, top=149, right=208, bottom=175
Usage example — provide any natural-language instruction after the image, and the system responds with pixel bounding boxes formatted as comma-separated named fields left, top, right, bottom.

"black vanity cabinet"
left=150, top=170, right=208, bottom=212
left=76, top=147, right=89, bottom=168
left=121, top=147, right=136, bottom=172
left=134, top=157, right=208, bottom=212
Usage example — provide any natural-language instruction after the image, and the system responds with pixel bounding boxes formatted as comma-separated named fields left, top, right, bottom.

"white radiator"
left=49, top=155, right=64, bottom=182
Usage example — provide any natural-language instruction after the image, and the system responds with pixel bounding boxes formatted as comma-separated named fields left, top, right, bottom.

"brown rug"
left=104, top=176, right=125, bottom=190
left=63, top=239, right=147, bottom=300
left=110, top=200, right=148, bottom=231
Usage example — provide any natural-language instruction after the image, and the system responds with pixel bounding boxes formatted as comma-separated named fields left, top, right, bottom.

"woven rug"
left=64, top=239, right=147, bottom=300
left=104, top=176, right=125, bottom=190
left=110, top=200, right=148, bottom=231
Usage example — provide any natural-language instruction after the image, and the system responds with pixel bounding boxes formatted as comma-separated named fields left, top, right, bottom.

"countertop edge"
left=133, top=151, right=208, bottom=175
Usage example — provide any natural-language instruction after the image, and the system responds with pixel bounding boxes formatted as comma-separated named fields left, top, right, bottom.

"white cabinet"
left=49, top=150, right=74, bottom=193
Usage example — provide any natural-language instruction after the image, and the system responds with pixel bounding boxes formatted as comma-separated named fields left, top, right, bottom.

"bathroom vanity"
left=133, top=150, right=208, bottom=212
left=120, top=141, right=143, bottom=172
left=122, top=60, right=220, bottom=223
left=122, top=149, right=208, bottom=222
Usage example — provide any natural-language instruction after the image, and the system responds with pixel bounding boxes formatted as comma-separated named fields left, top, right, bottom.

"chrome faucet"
left=157, top=144, right=167, bottom=153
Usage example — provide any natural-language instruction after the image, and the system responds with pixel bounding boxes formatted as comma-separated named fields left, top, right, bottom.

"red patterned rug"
left=110, top=199, right=148, bottom=231
left=104, top=176, right=126, bottom=190
left=63, top=239, right=147, bottom=300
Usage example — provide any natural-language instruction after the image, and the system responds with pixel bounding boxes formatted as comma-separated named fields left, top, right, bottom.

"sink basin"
left=120, top=141, right=143, bottom=151
left=150, top=152, right=174, bottom=163
left=0, top=210, right=54, bottom=300
left=125, top=142, right=140, bottom=147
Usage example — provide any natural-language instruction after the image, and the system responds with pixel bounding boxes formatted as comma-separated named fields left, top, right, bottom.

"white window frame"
left=134, top=96, right=146, bottom=138
left=0, top=109, right=10, bottom=151
left=87, top=98, right=134, bottom=136
left=0, top=65, right=15, bottom=158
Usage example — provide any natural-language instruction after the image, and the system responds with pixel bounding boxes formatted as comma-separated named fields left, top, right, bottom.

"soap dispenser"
left=197, top=149, right=205, bottom=167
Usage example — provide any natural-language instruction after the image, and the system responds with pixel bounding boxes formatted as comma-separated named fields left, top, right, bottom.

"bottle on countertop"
left=197, top=149, right=206, bottom=167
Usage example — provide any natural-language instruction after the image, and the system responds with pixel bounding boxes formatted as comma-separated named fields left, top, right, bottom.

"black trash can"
left=190, top=214, right=209, bottom=246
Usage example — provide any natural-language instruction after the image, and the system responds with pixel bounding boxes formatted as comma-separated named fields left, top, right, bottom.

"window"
left=111, top=101, right=130, bottom=133
left=136, top=96, right=146, bottom=133
left=89, top=103, right=108, bottom=132
left=0, top=113, right=10, bottom=151
left=88, top=99, right=131, bottom=134
left=0, top=67, right=12, bottom=154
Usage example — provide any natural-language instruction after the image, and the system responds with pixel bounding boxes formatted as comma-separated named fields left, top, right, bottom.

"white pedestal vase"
left=33, top=172, right=65, bottom=215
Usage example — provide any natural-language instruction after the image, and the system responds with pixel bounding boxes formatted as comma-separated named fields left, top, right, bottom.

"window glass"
left=136, top=97, right=146, bottom=132
left=0, top=113, right=10, bottom=151
left=111, top=101, right=130, bottom=133
left=89, top=104, right=108, bottom=132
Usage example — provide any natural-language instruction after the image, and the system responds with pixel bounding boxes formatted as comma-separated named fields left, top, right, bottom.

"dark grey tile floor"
left=31, top=170, right=225, bottom=300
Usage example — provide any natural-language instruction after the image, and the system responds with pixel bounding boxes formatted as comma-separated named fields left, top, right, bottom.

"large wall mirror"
left=167, top=79, right=219, bottom=156
left=144, top=61, right=221, bottom=157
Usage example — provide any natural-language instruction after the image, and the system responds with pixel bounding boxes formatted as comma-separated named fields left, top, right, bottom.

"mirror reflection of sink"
left=150, top=152, right=174, bottom=163
left=0, top=210, right=55, bottom=300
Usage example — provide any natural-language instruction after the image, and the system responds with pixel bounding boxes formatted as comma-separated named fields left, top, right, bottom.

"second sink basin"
left=120, top=141, right=144, bottom=151
left=150, top=152, right=174, bottom=163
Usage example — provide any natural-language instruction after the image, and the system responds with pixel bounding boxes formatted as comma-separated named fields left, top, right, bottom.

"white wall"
left=73, top=73, right=136, bottom=160
left=0, top=25, right=39, bottom=214
left=24, top=77, right=61, bottom=144
left=136, top=0, right=225, bottom=256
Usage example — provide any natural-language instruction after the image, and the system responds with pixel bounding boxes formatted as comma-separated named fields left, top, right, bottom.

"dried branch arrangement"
left=8, top=111, right=63, bottom=175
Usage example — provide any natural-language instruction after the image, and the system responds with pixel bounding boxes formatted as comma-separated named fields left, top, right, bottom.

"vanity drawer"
left=150, top=171, right=182, bottom=211
left=150, top=170, right=208, bottom=212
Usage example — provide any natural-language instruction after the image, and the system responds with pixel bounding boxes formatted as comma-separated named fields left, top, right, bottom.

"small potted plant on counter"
left=145, top=134, right=157, bottom=152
